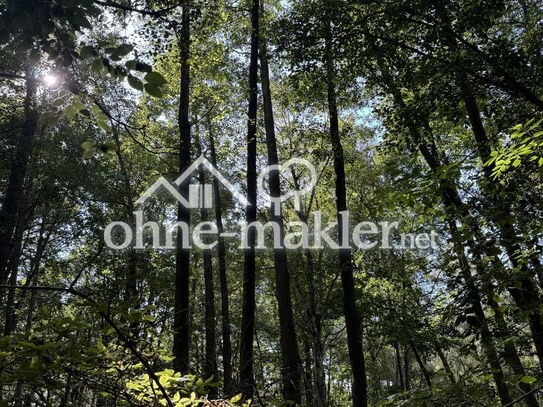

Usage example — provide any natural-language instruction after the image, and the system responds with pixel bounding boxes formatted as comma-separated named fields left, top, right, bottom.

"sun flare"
left=43, top=73, right=59, bottom=87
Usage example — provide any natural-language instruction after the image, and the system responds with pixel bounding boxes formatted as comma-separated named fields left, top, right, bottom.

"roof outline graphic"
left=135, top=154, right=249, bottom=207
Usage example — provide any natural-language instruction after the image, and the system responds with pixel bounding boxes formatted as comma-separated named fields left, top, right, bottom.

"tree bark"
left=111, top=126, right=139, bottom=308
left=197, top=139, right=217, bottom=398
left=460, top=83, right=543, bottom=373
left=435, top=345, right=456, bottom=385
left=209, top=133, right=232, bottom=394
left=410, top=343, right=432, bottom=388
left=0, top=65, right=37, bottom=284
left=394, top=341, right=404, bottom=391
left=239, top=0, right=259, bottom=398
left=259, top=33, right=302, bottom=405
left=403, top=346, right=410, bottom=391
left=173, top=0, right=192, bottom=375
left=3, top=217, right=25, bottom=336
left=304, top=249, right=327, bottom=407
left=325, top=26, right=368, bottom=407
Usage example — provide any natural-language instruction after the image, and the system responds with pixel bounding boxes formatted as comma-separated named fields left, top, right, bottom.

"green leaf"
left=70, top=13, right=92, bottom=30
left=97, top=118, right=110, bottom=132
left=65, top=105, right=78, bottom=121
left=96, top=339, right=106, bottom=352
left=520, top=376, right=537, bottom=384
left=144, top=72, right=167, bottom=86
left=113, top=44, right=133, bottom=57
left=127, top=75, right=144, bottom=91
left=135, top=62, right=153, bottom=73
left=144, top=83, right=163, bottom=98
left=79, top=45, right=97, bottom=59
left=125, top=60, right=137, bottom=70
left=92, top=59, right=104, bottom=74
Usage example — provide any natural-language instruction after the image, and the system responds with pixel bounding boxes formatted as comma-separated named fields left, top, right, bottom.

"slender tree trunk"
left=378, top=64, right=526, bottom=404
left=3, top=218, right=25, bottom=336
left=196, top=139, right=217, bottom=397
left=446, top=219, right=512, bottom=405
left=435, top=345, right=455, bottom=385
left=410, top=343, right=432, bottom=388
left=394, top=341, right=404, bottom=391
left=325, top=27, right=368, bottom=407
left=259, top=32, right=302, bottom=405
left=303, top=341, right=314, bottom=406
left=489, top=293, right=540, bottom=407
left=305, top=250, right=327, bottom=407
left=59, top=375, right=72, bottom=407
left=461, top=84, right=543, bottom=373
left=403, top=346, right=410, bottom=391
left=173, top=0, right=192, bottom=374
left=0, top=65, right=37, bottom=284
left=239, top=0, right=259, bottom=398
left=112, top=126, right=138, bottom=307
left=209, top=133, right=232, bottom=394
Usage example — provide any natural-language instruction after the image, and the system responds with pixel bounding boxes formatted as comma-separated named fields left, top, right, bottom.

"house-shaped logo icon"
left=135, top=155, right=249, bottom=208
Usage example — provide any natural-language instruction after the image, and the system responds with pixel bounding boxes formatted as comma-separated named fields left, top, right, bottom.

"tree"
left=173, top=0, right=192, bottom=375
left=239, top=0, right=260, bottom=399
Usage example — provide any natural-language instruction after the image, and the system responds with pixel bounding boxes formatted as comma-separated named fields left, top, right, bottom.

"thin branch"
left=0, top=71, right=25, bottom=80
left=69, top=245, right=104, bottom=289
left=503, top=385, right=543, bottom=406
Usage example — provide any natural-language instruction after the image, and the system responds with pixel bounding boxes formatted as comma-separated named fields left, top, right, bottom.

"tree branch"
left=0, top=71, right=25, bottom=80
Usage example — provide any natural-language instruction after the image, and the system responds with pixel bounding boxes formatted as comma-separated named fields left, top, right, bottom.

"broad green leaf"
left=79, top=45, right=97, bottom=59
left=144, top=83, right=163, bottom=98
left=520, top=376, right=537, bottom=384
left=127, top=75, right=144, bottom=91
left=230, top=393, right=243, bottom=403
left=70, top=14, right=92, bottom=30
left=144, top=72, right=167, bottom=86
left=113, top=44, right=133, bottom=57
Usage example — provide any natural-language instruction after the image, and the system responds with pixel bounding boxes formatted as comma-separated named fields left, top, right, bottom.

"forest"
left=0, top=0, right=542, bottom=406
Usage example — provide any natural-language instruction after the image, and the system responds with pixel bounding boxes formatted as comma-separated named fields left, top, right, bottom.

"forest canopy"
left=0, top=0, right=542, bottom=406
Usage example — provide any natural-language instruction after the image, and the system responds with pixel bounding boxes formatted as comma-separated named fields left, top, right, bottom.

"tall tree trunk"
left=403, top=346, right=410, bottom=391
left=410, top=343, right=432, bottom=388
left=112, top=126, right=138, bottom=308
left=0, top=65, right=37, bottom=284
left=3, top=217, right=25, bottom=336
left=435, top=345, right=455, bottom=385
left=393, top=341, right=404, bottom=391
left=239, top=0, right=259, bottom=398
left=197, top=139, right=217, bottom=397
left=325, top=27, right=368, bottom=407
left=303, top=341, right=314, bottom=406
left=448, top=222, right=512, bottom=405
left=173, top=0, right=192, bottom=375
left=59, top=375, right=72, bottom=407
left=209, top=133, right=232, bottom=394
left=489, top=292, right=540, bottom=407
left=378, top=63, right=528, bottom=404
left=304, top=249, right=327, bottom=407
left=460, top=83, right=543, bottom=373
left=259, top=32, right=302, bottom=405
